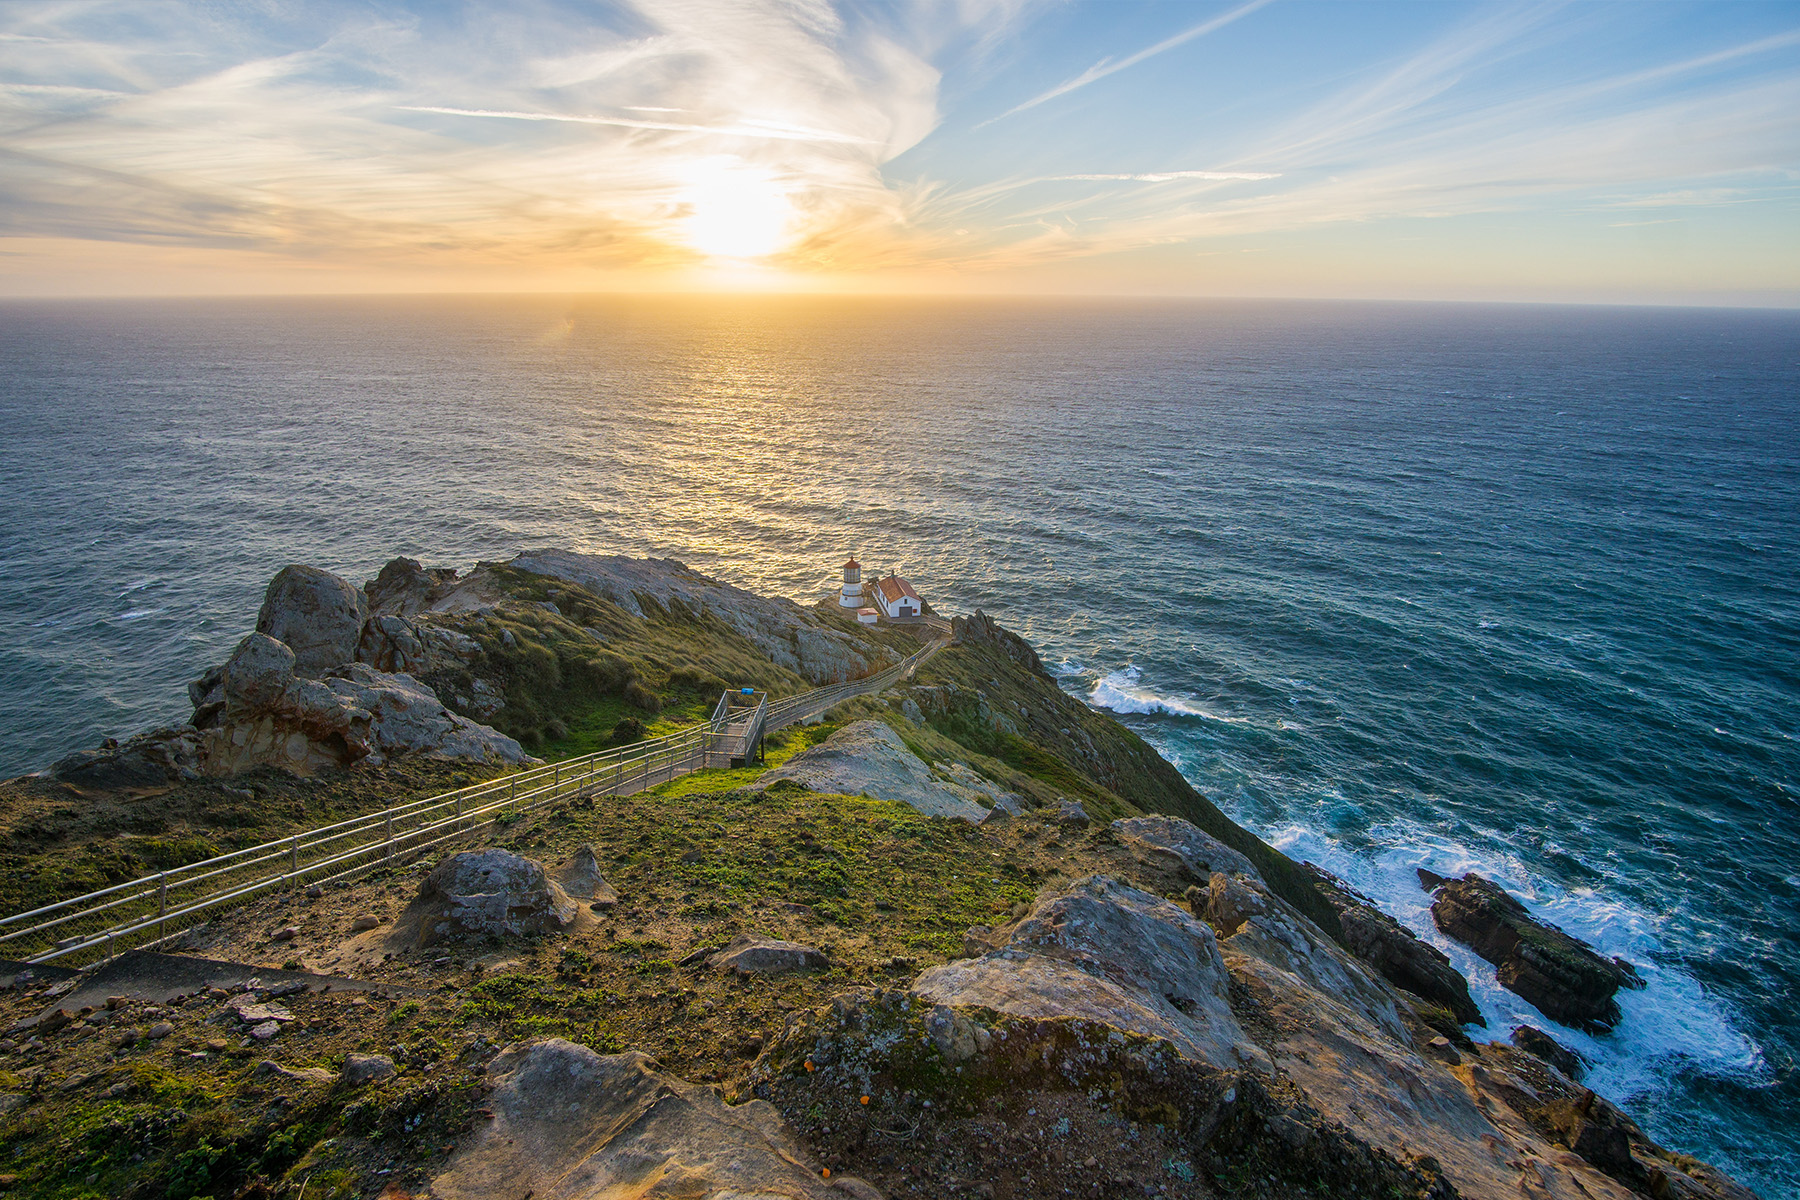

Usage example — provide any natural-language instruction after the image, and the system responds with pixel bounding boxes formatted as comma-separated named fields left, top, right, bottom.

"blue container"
left=741, top=687, right=755, bottom=695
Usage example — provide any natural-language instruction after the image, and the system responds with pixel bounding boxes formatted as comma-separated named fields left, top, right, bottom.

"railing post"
left=290, top=834, right=300, bottom=878
left=158, top=872, right=168, bottom=943
left=385, top=811, right=394, bottom=865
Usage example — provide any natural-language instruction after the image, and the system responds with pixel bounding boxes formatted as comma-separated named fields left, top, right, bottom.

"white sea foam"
left=115, top=608, right=166, bottom=621
left=1089, top=666, right=1235, bottom=721
left=1269, top=823, right=1765, bottom=1106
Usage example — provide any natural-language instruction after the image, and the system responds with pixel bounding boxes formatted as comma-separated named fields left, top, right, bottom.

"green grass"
left=641, top=723, right=839, bottom=799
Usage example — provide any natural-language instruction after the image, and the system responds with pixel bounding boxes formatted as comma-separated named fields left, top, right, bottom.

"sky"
left=1, top=0, right=1797, bottom=303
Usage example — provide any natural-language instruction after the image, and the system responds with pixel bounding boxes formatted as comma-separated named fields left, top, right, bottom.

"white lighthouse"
left=838, top=558, right=864, bottom=608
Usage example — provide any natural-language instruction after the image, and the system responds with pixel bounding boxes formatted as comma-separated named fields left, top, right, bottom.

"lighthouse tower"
left=838, top=558, right=864, bottom=608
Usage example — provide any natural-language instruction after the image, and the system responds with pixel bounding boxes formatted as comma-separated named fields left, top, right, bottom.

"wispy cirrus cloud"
left=0, top=0, right=1794, bottom=295
left=981, top=0, right=1273, bottom=124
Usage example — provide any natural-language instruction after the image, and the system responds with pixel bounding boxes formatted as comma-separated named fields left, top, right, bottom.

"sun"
left=677, top=162, right=795, bottom=261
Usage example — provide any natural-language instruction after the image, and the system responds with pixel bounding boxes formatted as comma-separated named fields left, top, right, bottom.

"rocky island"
left=0, top=552, right=1759, bottom=1200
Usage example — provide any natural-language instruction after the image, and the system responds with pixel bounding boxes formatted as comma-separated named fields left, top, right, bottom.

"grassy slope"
left=0, top=773, right=1193, bottom=1200
left=903, top=637, right=1341, bottom=938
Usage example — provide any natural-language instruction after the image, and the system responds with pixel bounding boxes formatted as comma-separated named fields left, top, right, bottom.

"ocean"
left=1, top=295, right=1795, bottom=1193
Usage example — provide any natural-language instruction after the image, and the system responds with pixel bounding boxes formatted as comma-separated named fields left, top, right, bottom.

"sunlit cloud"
left=0, top=0, right=1794, bottom=297
left=398, top=105, right=877, bottom=144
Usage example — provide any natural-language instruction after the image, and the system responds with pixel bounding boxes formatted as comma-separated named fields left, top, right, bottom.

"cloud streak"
left=398, top=105, right=876, bottom=144
left=984, top=0, right=1274, bottom=123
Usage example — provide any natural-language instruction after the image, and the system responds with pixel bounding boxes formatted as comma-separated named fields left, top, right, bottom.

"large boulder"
left=755, top=720, right=990, bottom=822
left=913, top=875, right=1268, bottom=1072
left=200, top=635, right=532, bottom=775
left=1426, top=873, right=1642, bottom=1033
left=420, top=849, right=580, bottom=943
left=431, top=1039, right=863, bottom=1200
left=1112, top=814, right=1257, bottom=882
left=44, top=726, right=204, bottom=789
left=255, top=565, right=368, bottom=677
left=1305, top=865, right=1482, bottom=1027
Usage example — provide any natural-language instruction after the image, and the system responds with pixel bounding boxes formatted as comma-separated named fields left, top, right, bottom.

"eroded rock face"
left=1428, top=873, right=1642, bottom=1033
left=509, top=549, right=898, bottom=685
left=255, top=565, right=369, bottom=678
left=952, top=609, right=1047, bottom=677
left=201, top=636, right=532, bottom=775
left=365, top=556, right=460, bottom=617
left=1201, top=871, right=1408, bottom=1044
left=432, top=1039, right=861, bottom=1200
left=750, top=990, right=1457, bottom=1200
left=1113, top=815, right=1257, bottom=882
left=1305, top=864, right=1482, bottom=1027
left=913, top=875, right=1268, bottom=1072
left=419, top=850, right=580, bottom=943
left=755, top=720, right=990, bottom=822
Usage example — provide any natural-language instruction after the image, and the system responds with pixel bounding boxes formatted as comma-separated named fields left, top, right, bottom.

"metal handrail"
left=1, top=634, right=946, bottom=965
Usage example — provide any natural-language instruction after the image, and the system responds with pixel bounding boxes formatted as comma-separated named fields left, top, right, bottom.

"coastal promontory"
left=0, top=552, right=1759, bottom=1200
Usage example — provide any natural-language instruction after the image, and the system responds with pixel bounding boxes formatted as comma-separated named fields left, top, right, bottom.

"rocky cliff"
left=0, top=553, right=1759, bottom=1200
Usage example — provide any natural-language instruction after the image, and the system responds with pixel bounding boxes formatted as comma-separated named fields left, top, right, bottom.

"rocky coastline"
left=0, top=551, right=1759, bottom=1200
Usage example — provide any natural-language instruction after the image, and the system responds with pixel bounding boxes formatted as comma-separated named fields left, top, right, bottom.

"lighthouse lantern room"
left=838, top=558, right=864, bottom=608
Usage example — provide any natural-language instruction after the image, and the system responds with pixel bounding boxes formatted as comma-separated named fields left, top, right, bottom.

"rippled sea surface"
left=2, top=296, right=1796, bottom=1191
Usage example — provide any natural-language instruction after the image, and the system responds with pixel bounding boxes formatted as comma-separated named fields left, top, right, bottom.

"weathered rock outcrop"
left=255, top=565, right=369, bottom=678
left=364, top=556, right=460, bottom=617
left=914, top=875, right=1269, bottom=1071
left=510, top=549, right=897, bottom=685
left=751, top=989, right=1458, bottom=1200
left=416, top=849, right=582, bottom=944
left=1426, top=873, right=1643, bottom=1033
left=46, top=726, right=205, bottom=788
left=433, top=1039, right=866, bottom=1200
left=952, top=608, right=1047, bottom=677
left=707, top=935, right=828, bottom=976
left=755, top=720, right=991, bottom=822
left=1201, top=870, right=1410, bottom=1044
left=199, top=634, right=531, bottom=775
left=1305, top=864, right=1483, bottom=1026
left=552, top=844, right=618, bottom=908
left=1113, top=814, right=1258, bottom=882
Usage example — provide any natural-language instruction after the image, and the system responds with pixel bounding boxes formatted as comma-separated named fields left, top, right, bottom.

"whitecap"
left=115, top=608, right=166, bottom=621
left=1267, top=824, right=1766, bottom=1108
left=1088, top=666, right=1231, bottom=720
left=1478, top=619, right=1499, bottom=629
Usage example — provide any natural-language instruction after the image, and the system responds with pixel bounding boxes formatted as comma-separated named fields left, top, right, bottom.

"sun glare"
left=678, top=163, right=795, bottom=261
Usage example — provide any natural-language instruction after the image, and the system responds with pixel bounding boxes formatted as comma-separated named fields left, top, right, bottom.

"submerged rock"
left=419, top=849, right=580, bottom=944
left=913, top=875, right=1268, bottom=1071
left=1427, top=873, right=1642, bottom=1033
left=755, top=720, right=989, bottom=822
left=1305, top=864, right=1483, bottom=1027
left=432, top=1039, right=862, bottom=1200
